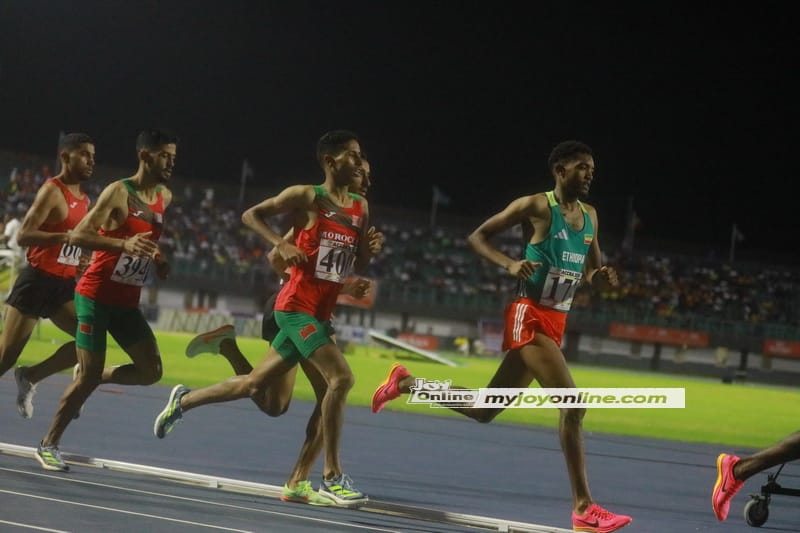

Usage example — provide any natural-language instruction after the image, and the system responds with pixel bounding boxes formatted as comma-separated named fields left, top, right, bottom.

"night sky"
left=1, top=2, right=797, bottom=256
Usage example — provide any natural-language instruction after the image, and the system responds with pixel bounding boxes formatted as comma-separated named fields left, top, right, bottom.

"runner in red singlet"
left=1, top=133, right=94, bottom=420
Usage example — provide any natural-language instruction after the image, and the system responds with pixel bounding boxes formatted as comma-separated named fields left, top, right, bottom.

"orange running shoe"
left=572, top=503, right=632, bottom=532
left=371, top=363, right=410, bottom=413
left=712, top=453, right=743, bottom=521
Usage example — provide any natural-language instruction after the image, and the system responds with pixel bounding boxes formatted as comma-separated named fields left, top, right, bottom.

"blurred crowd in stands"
left=3, top=158, right=798, bottom=329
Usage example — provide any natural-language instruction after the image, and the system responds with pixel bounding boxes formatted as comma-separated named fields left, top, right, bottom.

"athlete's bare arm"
left=242, top=184, right=315, bottom=267
left=69, top=182, right=157, bottom=257
left=581, top=204, right=618, bottom=289
left=353, top=201, right=372, bottom=274
left=15, top=182, right=70, bottom=248
left=467, top=194, right=545, bottom=280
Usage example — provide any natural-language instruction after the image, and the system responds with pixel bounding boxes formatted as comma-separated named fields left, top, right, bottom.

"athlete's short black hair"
left=136, top=128, right=179, bottom=151
left=547, top=141, right=594, bottom=172
left=58, top=133, right=94, bottom=152
left=316, top=130, right=360, bottom=166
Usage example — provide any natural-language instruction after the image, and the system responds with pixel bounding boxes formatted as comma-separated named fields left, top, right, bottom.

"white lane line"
left=0, top=489, right=252, bottom=532
left=0, top=467, right=401, bottom=532
left=0, top=520, right=69, bottom=533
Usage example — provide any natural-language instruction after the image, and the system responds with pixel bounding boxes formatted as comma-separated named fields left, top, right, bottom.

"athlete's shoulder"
left=159, top=185, right=174, bottom=205
left=511, top=192, right=548, bottom=212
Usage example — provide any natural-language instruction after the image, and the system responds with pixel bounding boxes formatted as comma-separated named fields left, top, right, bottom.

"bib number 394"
left=110, top=253, right=152, bottom=286
left=57, top=243, right=82, bottom=266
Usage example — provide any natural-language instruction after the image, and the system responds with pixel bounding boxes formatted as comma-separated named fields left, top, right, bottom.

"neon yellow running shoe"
left=281, top=481, right=335, bottom=506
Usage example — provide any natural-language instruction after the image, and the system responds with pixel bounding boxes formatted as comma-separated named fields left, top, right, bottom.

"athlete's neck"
left=552, top=188, right=579, bottom=208
left=323, top=182, right=352, bottom=207
left=54, top=173, right=84, bottom=196
left=128, top=172, right=161, bottom=203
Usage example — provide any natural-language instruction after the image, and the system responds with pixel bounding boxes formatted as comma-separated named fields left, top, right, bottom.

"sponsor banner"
left=397, top=333, right=439, bottom=351
left=336, top=276, right=378, bottom=309
left=763, top=339, right=800, bottom=359
left=609, top=322, right=709, bottom=347
left=407, top=380, right=685, bottom=409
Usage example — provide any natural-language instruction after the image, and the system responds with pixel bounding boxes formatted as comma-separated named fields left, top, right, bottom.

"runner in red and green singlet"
left=35, top=129, right=176, bottom=472
left=1, top=133, right=94, bottom=421
left=155, top=130, right=377, bottom=506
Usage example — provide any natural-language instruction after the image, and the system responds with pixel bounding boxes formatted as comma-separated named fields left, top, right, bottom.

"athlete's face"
left=329, top=140, right=365, bottom=188
left=63, top=143, right=95, bottom=181
left=351, top=160, right=371, bottom=197
left=556, top=153, right=595, bottom=199
left=142, top=143, right=177, bottom=183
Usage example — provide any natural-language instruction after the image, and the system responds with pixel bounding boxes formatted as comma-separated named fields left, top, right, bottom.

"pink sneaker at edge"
left=371, top=363, right=410, bottom=413
left=572, top=503, right=632, bottom=533
left=712, top=453, right=743, bottom=521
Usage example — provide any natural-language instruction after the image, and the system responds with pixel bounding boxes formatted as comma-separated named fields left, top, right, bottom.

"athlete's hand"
left=276, top=240, right=307, bottom=267
left=367, top=226, right=384, bottom=256
left=341, top=277, right=371, bottom=299
left=154, top=252, right=170, bottom=280
left=267, top=246, right=291, bottom=281
left=123, top=231, right=158, bottom=258
left=76, top=252, right=91, bottom=278
left=507, top=259, right=540, bottom=279
left=592, top=266, right=619, bottom=290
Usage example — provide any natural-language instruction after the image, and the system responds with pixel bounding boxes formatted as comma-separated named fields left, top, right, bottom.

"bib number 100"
left=57, top=243, right=82, bottom=266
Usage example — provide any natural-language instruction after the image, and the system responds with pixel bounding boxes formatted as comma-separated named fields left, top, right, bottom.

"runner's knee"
left=560, top=407, right=586, bottom=425
left=327, top=370, right=355, bottom=393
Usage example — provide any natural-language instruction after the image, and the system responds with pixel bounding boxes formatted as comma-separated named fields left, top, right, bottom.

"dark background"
left=1, top=2, right=797, bottom=255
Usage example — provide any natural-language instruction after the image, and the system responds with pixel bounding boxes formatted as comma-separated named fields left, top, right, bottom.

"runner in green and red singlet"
left=35, top=129, right=176, bottom=472
left=155, top=130, right=376, bottom=506
left=371, top=141, right=632, bottom=532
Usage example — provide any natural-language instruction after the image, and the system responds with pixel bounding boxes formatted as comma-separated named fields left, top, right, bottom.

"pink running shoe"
left=572, top=503, right=632, bottom=532
left=371, top=363, right=410, bottom=413
left=712, top=453, right=743, bottom=521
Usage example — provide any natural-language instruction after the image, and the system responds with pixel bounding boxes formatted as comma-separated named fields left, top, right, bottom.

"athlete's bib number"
left=57, top=243, right=82, bottom=266
left=110, top=253, right=152, bottom=286
left=539, top=267, right=582, bottom=311
left=315, top=240, right=356, bottom=283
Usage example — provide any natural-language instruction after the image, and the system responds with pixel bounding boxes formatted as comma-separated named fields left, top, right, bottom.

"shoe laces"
left=295, top=480, right=313, bottom=495
left=330, top=473, right=355, bottom=490
left=586, top=504, right=613, bottom=520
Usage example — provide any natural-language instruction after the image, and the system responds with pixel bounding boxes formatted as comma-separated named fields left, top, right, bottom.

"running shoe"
left=154, top=384, right=190, bottom=438
left=712, top=453, right=743, bottom=521
left=371, top=363, right=410, bottom=413
left=572, top=503, right=632, bottom=532
left=35, top=442, right=69, bottom=472
left=281, top=481, right=335, bottom=506
left=319, top=473, right=369, bottom=505
left=185, top=325, right=236, bottom=358
left=14, top=366, right=36, bottom=419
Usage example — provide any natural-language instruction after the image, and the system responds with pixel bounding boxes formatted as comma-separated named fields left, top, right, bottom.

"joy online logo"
left=407, top=378, right=479, bottom=408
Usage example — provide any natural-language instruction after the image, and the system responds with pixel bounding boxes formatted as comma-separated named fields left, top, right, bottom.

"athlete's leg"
left=218, top=337, right=255, bottom=376
left=515, top=335, right=591, bottom=514
left=303, top=343, right=354, bottom=477
left=21, top=301, right=78, bottom=384
left=179, top=347, right=298, bottom=412
left=103, top=336, right=163, bottom=385
left=41, top=345, right=106, bottom=447
left=734, top=431, right=800, bottom=481
left=0, top=306, right=38, bottom=377
left=103, top=309, right=162, bottom=385
left=285, top=359, right=328, bottom=485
